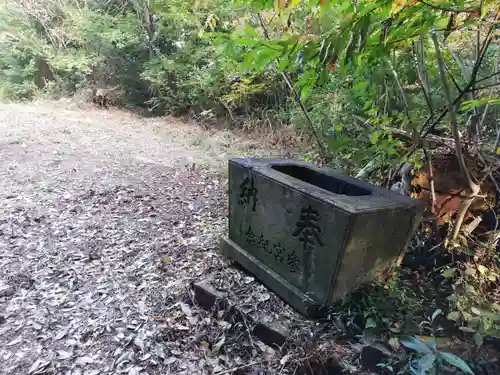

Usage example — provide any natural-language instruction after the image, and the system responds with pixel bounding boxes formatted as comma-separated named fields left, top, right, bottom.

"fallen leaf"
left=54, top=328, right=70, bottom=340
left=388, top=337, right=400, bottom=351
left=280, top=354, right=292, bottom=366
left=134, top=337, right=145, bottom=351
left=213, top=335, right=226, bottom=354
left=76, top=356, right=95, bottom=366
left=28, top=359, right=50, bottom=374
left=57, top=350, right=73, bottom=360
left=138, top=301, right=146, bottom=314
left=115, top=351, right=133, bottom=366
left=258, top=293, right=270, bottom=302
left=164, top=357, right=177, bottom=365
left=7, top=336, right=22, bottom=347
left=180, top=303, right=192, bottom=317
left=128, top=366, right=143, bottom=375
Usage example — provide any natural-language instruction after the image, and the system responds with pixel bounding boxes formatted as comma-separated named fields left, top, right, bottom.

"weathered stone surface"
left=191, top=280, right=292, bottom=348
left=222, top=158, right=425, bottom=317
left=253, top=319, right=288, bottom=348
left=220, top=237, right=322, bottom=317
left=225, top=305, right=247, bottom=324
left=297, top=358, right=344, bottom=375
left=191, top=280, right=227, bottom=311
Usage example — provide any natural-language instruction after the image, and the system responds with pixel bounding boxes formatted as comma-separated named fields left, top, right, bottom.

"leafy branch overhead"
left=224, top=0, right=496, bottom=95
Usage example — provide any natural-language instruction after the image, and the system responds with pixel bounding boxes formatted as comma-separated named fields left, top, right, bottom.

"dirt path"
left=0, top=102, right=297, bottom=375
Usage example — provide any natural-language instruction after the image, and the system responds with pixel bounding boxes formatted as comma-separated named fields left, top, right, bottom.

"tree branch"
left=431, top=30, right=477, bottom=192
left=256, top=12, right=329, bottom=162
left=431, top=29, right=480, bottom=242
left=469, top=81, right=500, bottom=92
left=493, top=45, right=500, bottom=153
left=474, top=70, right=500, bottom=85
left=386, top=57, right=411, bottom=120
left=423, top=148, right=437, bottom=214
left=421, top=16, right=498, bottom=137
left=418, top=0, right=480, bottom=15
left=412, top=40, right=434, bottom=118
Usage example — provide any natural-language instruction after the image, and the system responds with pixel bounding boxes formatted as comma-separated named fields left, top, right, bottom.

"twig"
left=492, top=46, right=500, bottom=155
left=474, top=70, right=500, bottom=85
left=240, top=312, right=255, bottom=349
left=382, top=79, right=389, bottom=115
left=477, top=151, right=500, bottom=194
left=386, top=168, right=393, bottom=189
left=444, top=60, right=463, bottom=93
left=479, top=46, right=500, bottom=149
left=431, top=29, right=480, bottom=242
left=418, top=0, right=480, bottom=14
left=386, top=57, right=411, bottom=120
left=470, top=81, right=500, bottom=91
left=494, top=130, right=500, bottom=154
left=214, top=360, right=269, bottom=375
left=421, top=14, right=498, bottom=137
left=256, top=12, right=329, bottom=162
left=423, top=148, right=437, bottom=214
left=412, top=39, right=434, bottom=118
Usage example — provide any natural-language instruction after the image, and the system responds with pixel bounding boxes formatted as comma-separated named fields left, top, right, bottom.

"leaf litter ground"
left=0, top=102, right=357, bottom=375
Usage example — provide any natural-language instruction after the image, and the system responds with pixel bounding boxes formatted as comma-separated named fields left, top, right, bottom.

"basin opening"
left=271, top=164, right=372, bottom=196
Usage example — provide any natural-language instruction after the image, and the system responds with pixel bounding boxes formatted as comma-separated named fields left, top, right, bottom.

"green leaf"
left=477, top=265, right=488, bottom=275
left=300, top=82, right=314, bottom=101
left=234, top=38, right=262, bottom=46
left=365, top=317, right=377, bottom=329
left=431, top=309, right=442, bottom=322
left=418, top=353, right=437, bottom=373
left=465, top=268, right=476, bottom=276
left=370, top=131, right=380, bottom=145
left=473, top=333, right=483, bottom=348
left=447, top=311, right=462, bottom=322
left=471, top=307, right=481, bottom=316
left=353, top=80, right=368, bottom=95
left=465, top=284, right=477, bottom=295
left=297, top=69, right=318, bottom=101
left=400, top=336, right=433, bottom=355
left=277, top=57, right=289, bottom=72
left=242, top=24, right=262, bottom=37
left=439, top=352, right=474, bottom=375
left=442, top=268, right=457, bottom=278
left=461, top=98, right=500, bottom=111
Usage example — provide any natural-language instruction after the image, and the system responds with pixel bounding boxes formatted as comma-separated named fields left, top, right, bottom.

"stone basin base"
left=221, top=236, right=326, bottom=318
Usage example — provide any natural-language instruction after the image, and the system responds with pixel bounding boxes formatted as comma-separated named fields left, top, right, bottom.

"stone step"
left=191, top=279, right=345, bottom=375
left=191, top=279, right=289, bottom=349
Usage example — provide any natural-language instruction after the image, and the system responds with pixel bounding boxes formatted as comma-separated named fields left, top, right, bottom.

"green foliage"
left=443, top=261, right=500, bottom=341
left=400, top=335, right=475, bottom=375
left=221, top=0, right=499, bottom=172
left=0, top=0, right=258, bottom=115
